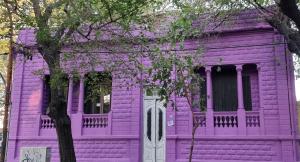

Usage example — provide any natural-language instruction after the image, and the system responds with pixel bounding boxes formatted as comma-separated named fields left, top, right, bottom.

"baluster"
left=47, top=119, right=50, bottom=129
left=96, top=118, right=99, bottom=128
left=92, top=118, right=95, bottom=128
left=253, top=116, right=257, bottom=127
left=226, top=116, right=230, bottom=127
left=89, top=118, right=92, bottom=128
left=232, top=115, right=235, bottom=127
left=221, top=116, right=225, bottom=127
left=235, top=116, right=238, bottom=127
left=85, top=118, right=88, bottom=128
left=100, top=118, right=103, bottom=127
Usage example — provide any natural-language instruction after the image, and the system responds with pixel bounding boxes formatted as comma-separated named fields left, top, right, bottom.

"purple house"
left=7, top=11, right=300, bottom=162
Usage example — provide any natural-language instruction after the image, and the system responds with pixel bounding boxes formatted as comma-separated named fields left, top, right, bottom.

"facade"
left=7, top=11, right=300, bottom=162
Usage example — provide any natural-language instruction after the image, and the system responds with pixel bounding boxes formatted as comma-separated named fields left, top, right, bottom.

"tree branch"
left=30, top=0, right=42, bottom=19
left=0, top=73, right=5, bottom=85
left=278, top=0, right=300, bottom=30
left=43, top=0, right=65, bottom=23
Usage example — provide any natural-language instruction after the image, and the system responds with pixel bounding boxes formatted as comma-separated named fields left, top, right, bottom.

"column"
left=205, top=66, right=214, bottom=135
left=72, top=74, right=84, bottom=137
left=67, top=75, right=73, bottom=115
left=257, top=64, right=265, bottom=134
left=206, top=66, right=213, bottom=111
left=236, top=65, right=244, bottom=110
left=236, top=65, right=246, bottom=135
left=78, top=74, right=84, bottom=114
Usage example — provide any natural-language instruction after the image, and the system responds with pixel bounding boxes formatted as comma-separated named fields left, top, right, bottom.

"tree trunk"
left=55, top=114, right=76, bottom=162
left=47, top=75, right=76, bottom=162
left=188, top=124, right=198, bottom=162
left=188, top=113, right=199, bottom=162
left=1, top=1, right=14, bottom=161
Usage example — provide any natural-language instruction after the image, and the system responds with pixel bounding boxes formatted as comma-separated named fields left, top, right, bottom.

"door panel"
left=143, top=100, right=156, bottom=162
left=155, top=101, right=165, bottom=162
left=143, top=98, right=166, bottom=162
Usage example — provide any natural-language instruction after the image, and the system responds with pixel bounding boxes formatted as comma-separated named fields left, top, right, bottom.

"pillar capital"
left=256, top=64, right=261, bottom=71
left=235, top=65, right=243, bottom=72
left=68, top=74, right=73, bottom=79
left=205, top=66, right=212, bottom=72
left=79, top=73, right=85, bottom=79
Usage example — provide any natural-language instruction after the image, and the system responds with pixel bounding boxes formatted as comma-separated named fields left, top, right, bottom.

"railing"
left=40, top=115, right=55, bottom=129
left=193, top=112, right=206, bottom=127
left=82, top=114, right=109, bottom=128
left=214, top=111, right=238, bottom=128
left=246, top=111, right=260, bottom=127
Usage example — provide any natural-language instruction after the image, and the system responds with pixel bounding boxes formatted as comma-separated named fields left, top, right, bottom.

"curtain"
left=243, top=75, right=252, bottom=111
left=212, top=71, right=238, bottom=111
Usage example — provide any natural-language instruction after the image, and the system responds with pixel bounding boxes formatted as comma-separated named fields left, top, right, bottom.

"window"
left=42, top=75, right=51, bottom=115
left=192, top=67, right=207, bottom=111
left=41, top=74, right=69, bottom=115
left=212, top=65, right=238, bottom=112
left=242, top=64, right=258, bottom=111
left=84, top=72, right=112, bottom=114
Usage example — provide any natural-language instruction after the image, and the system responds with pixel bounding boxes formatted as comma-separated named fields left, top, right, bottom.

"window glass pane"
left=158, top=109, right=163, bottom=141
left=147, top=109, right=151, bottom=141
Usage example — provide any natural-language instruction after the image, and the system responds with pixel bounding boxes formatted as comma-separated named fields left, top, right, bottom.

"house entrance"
left=143, top=90, right=166, bottom=162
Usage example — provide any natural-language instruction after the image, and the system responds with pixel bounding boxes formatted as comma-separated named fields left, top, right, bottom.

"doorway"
left=143, top=90, right=166, bottom=162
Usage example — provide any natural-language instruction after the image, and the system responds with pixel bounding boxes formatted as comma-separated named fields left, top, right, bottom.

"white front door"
left=143, top=94, right=166, bottom=162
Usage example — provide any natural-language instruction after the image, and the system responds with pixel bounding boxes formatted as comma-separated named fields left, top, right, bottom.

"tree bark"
left=49, top=85, right=76, bottom=162
left=55, top=115, right=76, bottom=162
left=188, top=112, right=199, bottom=162
left=188, top=122, right=197, bottom=162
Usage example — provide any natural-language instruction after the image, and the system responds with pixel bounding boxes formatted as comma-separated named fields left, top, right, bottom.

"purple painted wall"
left=7, top=11, right=300, bottom=162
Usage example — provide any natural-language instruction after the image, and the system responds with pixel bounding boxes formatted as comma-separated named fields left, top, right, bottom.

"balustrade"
left=82, top=114, right=109, bottom=128
left=193, top=112, right=206, bottom=127
left=40, top=115, right=55, bottom=129
left=213, top=112, right=238, bottom=128
left=246, top=111, right=260, bottom=127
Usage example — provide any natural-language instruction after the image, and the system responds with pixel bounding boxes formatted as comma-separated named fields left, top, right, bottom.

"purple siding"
left=6, top=13, right=300, bottom=162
